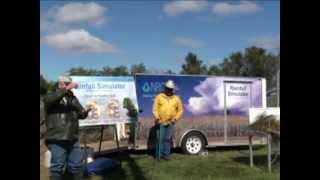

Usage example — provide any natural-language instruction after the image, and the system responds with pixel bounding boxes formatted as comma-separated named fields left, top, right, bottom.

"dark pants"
left=156, top=123, right=175, bottom=158
left=46, top=140, right=83, bottom=177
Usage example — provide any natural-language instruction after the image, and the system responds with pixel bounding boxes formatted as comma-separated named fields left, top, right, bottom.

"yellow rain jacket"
left=152, top=93, right=184, bottom=125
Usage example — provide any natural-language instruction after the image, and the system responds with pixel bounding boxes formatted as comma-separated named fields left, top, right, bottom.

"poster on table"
left=71, top=76, right=139, bottom=127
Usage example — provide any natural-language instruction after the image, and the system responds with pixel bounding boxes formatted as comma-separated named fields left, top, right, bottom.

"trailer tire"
left=181, top=132, right=205, bottom=155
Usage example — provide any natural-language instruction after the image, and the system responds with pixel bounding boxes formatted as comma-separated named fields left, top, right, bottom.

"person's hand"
left=58, top=81, right=66, bottom=89
left=65, top=82, right=78, bottom=90
left=86, top=106, right=93, bottom=112
left=81, top=107, right=92, bottom=114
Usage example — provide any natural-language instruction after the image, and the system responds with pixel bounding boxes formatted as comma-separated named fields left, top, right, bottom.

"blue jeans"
left=156, top=123, right=175, bottom=158
left=46, top=140, right=84, bottom=177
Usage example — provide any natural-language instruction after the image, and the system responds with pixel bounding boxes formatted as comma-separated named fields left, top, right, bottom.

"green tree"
left=40, top=75, right=56, bottom=95
left=130, top=63, right=147, bottom=75
left=112, top=65, right=129, bottom=76
left=220, top=52, right=245, bottom=76
left=265, top=53, right=280, bottom=89
left=220, top=46, right=280, bottom=89
left=207, top=65, right=223, bottom=75
left=243, top=47, right=279, bottom=90
left=68, top=67, right=100, bottom=76
left=101, top=66, right=114, bottom=76
left=40, top=75, right=49, bottom=95
left=165, top=70, right=175, bottom=74
left=181, top=52, right=207, bottom=74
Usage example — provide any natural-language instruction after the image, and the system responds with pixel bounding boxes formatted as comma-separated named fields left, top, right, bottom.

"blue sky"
left=40, top=1, right=280, bottom=81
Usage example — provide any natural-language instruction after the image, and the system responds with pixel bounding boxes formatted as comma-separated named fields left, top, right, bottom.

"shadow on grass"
left=232, top=154, right=280, bottom=170
left=93, top=150, right=148, bottom=180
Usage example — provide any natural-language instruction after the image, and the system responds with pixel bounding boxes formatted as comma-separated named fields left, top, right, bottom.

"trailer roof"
left=134, top=73, right=265, bottom=80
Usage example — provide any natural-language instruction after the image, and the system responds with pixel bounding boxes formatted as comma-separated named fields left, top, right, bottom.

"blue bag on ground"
left=85, top=157, right=120, bottom=176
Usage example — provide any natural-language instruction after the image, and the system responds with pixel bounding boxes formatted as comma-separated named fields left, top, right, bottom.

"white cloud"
left=43, top=29, right=120, bottom=53
left=174, top=36, right=205, bottom=48
left=55, top=2, right=107, bottom=25
left=212, top=1, right=260, bottom=16
left=163, top=0, right=208, bottom=17
left=41, top=2, right=107, bottom=33
left=40, top=18, right=69, bottom=33
left=186, top=77, right=263, bottom=115
left=187, top=97, right=212, bottom=115
left=251, top=33, right=280, bottom=52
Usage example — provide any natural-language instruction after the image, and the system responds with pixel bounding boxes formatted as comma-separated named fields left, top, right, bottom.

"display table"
left=247, top=129, right=280, bottom=172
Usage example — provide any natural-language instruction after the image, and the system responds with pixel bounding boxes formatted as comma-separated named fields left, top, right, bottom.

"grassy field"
left=41, top=146, right=279, bottom=180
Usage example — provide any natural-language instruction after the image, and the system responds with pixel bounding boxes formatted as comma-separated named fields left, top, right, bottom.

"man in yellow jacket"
left=152, top=80, right=183, bottom=160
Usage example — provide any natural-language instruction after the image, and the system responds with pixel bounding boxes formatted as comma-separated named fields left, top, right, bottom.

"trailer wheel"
left=181, top=132, right=205, bottom=155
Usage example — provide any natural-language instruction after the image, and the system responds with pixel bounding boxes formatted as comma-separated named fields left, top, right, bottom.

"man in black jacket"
left=44, top=76, right=91, bottom=180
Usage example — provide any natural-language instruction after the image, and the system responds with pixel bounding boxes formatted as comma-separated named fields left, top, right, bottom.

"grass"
left=41, top=146, right=279, bottom=180
left=100, top=146, right=280, bottom=180
left=86, top=146, right=279, bottom=180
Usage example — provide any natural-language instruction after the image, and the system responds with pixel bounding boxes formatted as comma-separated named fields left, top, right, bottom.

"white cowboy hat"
left=164, top=80, right=175, bottom=89
left=58, top=75, right=72, bottom=83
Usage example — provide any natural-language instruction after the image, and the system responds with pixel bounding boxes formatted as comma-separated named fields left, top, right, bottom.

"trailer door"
left=224, top=81, right=252, bottom=144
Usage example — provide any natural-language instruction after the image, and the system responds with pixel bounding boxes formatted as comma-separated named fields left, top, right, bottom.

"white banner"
left=71, top=76, right=139, bottom=127
left=225, top=83, right=252, bottom=115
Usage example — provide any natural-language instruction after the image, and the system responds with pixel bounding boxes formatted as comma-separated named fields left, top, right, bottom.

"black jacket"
left=44, top=89, right=88, bottom=141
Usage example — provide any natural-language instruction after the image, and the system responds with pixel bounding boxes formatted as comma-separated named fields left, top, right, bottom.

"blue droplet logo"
left=142, top=82, right=150, bottom=93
